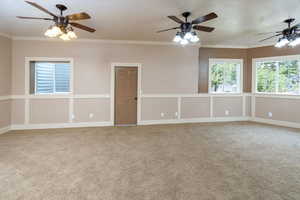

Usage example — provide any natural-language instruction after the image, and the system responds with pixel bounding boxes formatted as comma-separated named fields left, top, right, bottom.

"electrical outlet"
left=175, top=112, right=178, bottom=117
left=225, top=110, right=229, bottom=116
left=160, top=112, right=164, bottom=117
left=268, top=112, right=273, bottom=118
left=71, top=114, right=75, bottom=120
left=89, top=113, right=94, bottom=119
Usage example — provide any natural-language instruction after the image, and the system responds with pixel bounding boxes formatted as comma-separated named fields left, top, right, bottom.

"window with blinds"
left=30, top=61, right=71, bottom=94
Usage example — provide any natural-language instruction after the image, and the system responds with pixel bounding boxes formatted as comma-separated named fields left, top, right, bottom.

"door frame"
left=110, top=63, right=142, bottom=125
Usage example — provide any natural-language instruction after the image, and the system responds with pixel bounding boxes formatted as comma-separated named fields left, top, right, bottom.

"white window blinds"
left=34, top=62, right=70, bottom=94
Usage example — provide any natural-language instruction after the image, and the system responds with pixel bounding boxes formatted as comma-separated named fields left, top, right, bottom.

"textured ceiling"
left=1, top=0, right=300, bottom=46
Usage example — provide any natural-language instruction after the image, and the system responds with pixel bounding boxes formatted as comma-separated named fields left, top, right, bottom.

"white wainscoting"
left=11, top=94, right=111, bottom=128
left=139, top=93, right=251, bottom=125
left=1, top=93, right=300, bottom=134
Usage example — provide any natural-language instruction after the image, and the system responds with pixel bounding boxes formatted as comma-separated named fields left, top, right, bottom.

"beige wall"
left=245, top=96, right=251, bottom=117
left=181, top=97, right=210, bottom=119
left=0, top=36, right=11, bottom=96
left=29, top=99, right=69, bottom=124
left=6, top=38, right=300, bottom=127
left=11, top=39, right=199, bottom=125
left=213, top=97, right=243, bottom=117
left=0, top=100, right=11, bottom=128
left=141, top=97, right=178, bottom=121
left=11, top=99, right=25, bottom=125
left=12, top=40, right=199, bottom=95
left=0, top=35, right=12, bottom=129
left=73, top=98, right=110, bottom=122
left=255, top=97, right=300, bottom=123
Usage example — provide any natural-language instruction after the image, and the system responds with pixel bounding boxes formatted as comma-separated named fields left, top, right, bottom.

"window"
left=254, top=56, right=300, bottom=95
left=30, top=60, right=72, bottom=94
left=209, top=59, right=243, bottom=93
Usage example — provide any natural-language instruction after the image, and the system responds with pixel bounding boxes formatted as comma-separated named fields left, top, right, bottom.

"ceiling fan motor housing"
left=54, top=17, right=68, bottom=31
left=180, top=23, right=193, bottom=34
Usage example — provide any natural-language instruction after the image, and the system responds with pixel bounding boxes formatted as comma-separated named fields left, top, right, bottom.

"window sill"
left=209, top=92, right=243, bottom=95
left=29, top=93, right=73, bottom=99
left=254, top=93, right=300, bottom=99
left=32, top=93, right=72, bottom=96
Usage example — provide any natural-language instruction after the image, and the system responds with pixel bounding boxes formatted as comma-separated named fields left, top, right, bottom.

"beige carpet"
left=0, top=122, right=300, bottom=200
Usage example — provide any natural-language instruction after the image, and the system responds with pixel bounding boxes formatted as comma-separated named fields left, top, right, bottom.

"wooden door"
left=115, top=67, right=138, bottom=125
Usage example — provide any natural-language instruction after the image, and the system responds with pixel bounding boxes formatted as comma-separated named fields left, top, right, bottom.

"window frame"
left=25, top=57, right=74, bottom=96
left=252, top=55, right=300, bottom=96
left=208, top=58, right=243, bottom=94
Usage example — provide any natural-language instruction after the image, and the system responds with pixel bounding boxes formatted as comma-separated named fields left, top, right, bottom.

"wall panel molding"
left=0, top=96, right=11, bottom=101
left=0, top=126, right=10, bottom=135
left=1, top=93, right=300, bottom=134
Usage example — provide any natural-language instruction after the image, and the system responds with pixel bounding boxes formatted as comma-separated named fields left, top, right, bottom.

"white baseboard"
left=251, top=117, right=300, bottom=129
left=0, top=126, right=11, bottom=134
left=138, top=117, right=251, bottom=125
left=10, top=122, right=114, bottom=130
left=4, top=118, right=299, bottom=132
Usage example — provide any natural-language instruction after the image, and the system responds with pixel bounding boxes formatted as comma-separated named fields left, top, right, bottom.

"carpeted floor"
left=0, top=122, right=300, bottom=200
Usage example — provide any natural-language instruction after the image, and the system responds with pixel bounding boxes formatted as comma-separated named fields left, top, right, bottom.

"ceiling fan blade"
left=257, top=31, right=281, bottom=35
left=25, top=1, right=57, bottom=17
left=67, top=12, right=91, bottom=21
left=157, top=27, right=180, bottom=33
left=259, top=33, right=282, bottom=42
left=192, top=12, right=218, bottom=24
left=70, top=22, right=96, bottom=32
left=193, top=25, right=215, bottom=32
left=291, top=23, right=300, bottom=29
left=168, top=16, right=184, bottom=24
left=17, top=16, right=53, bottom=20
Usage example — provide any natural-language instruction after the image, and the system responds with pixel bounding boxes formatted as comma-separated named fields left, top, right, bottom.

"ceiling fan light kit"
left=44, top=25, right=63, bottom=38
left=275, top=37, right=289, bottom=48
left=260, top=18, right=300, bottom=48
left=17, top=1, right=96, bottom=41
left=45, top=26, right=77, bottom=41
left=158, top=11, right=217, bottom=46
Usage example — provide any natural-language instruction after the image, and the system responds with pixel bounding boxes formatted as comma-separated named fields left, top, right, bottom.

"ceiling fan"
left=260, top=18, right=300, bottom=48
left=17, top=1, right=96, bottom=40
left=157, top=12, right=218, bottom=45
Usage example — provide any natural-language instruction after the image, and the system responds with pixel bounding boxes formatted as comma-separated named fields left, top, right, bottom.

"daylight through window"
left=209, top=59, right=242, bottom=93
left=255, top=57, right=300, bottom=95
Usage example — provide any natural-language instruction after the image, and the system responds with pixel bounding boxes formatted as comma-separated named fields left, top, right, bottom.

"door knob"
left=134, top=97, right=138, bottom=100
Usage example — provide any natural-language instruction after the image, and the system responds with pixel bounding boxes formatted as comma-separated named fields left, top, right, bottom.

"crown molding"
left=201, top=43, right=274, bottom=49
left=12, top=36, right=201, bottom=47
left=2, top=32, right=274, bottom=48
